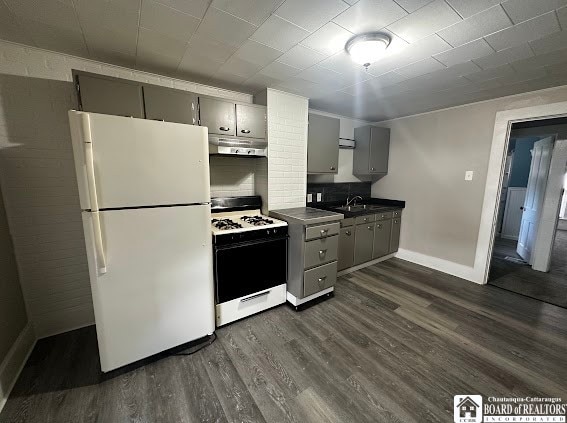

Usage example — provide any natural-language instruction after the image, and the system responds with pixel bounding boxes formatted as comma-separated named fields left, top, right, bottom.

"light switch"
left=316, top=193, right=322, bottom=202
left=465, top=171, right=474, bottom=181
left=307, top=193, right=313, bottom=202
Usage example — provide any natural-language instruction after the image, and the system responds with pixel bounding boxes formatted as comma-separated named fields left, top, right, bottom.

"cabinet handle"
left=318, top=276, right=327, bottom=283
left=219, top=126, right=230, bottom=131
left=320, top=229, right=329, bottom=235
left=367, top=226, right=373, bottom=230
left=363, top=218, right=368, bottom=222
left=241, top=290, right=270, bottom=302
left=377, top=224, right=382, bottom=229
left=371, top=167, right=376, bottom=171
left=240, top=129, right=251, bottom=134
left=394, top=220, right=399, bottom=224
left=152, top=118, right=165, bottom=122
left=345, top=231, right=351, bottom=236
left=319, top=249, right=327, bottom=255
left=330, top=166, right=336, bottom=170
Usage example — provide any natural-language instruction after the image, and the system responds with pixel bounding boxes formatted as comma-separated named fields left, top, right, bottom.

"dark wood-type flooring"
left=489, top=230, right=567, bottom=308
left=2, top=258, right=567, bottom=423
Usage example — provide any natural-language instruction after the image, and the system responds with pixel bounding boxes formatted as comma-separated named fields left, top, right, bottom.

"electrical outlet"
left=307, top=193, right=313, bottom=203
left=465, top=171, right=474, bottom=181
left=316, top=193, right=322, bottom=202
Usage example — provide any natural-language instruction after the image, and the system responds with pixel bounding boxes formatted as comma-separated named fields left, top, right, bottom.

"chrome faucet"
left=345, top=195, right=363, bottom=207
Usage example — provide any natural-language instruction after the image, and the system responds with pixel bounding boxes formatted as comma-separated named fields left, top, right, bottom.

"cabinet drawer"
left=341, top=217, right=355, bottom=227
left=303, top=261, right=337, bottom=298
left=392, top=209, right=402, bottom=218
left=304, top=235, right=338, bottom=269
left=355, top=214, right=375, bottom=224
left=376, top=211, right=393, bottom=221
left=305, top=222, right=340, bottom=240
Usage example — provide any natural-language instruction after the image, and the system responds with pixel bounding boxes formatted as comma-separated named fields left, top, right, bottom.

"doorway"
left=487, top=118, right=567, bottom=308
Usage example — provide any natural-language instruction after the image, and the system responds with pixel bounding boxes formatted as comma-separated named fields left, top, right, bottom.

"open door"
left=517, top=137, right=554, bottom=263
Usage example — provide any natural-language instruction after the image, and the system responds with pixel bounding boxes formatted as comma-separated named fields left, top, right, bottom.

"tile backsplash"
left=307, top=182, right=371, bottom=204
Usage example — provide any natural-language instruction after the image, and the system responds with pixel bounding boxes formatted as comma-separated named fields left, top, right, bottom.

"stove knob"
left=235, top=149, right=240, bottom=154
left=266, top=229, right=270, bottom=235
left=247, top=149, right=253, bottom=154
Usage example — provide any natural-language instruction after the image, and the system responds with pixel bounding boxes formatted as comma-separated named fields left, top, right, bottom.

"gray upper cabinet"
left=307, top=113, right=339, bottom=174
left=236, top=104, right=266, bottom=139
left=144, top=86, right=197, bottom=125
left=199, top=97, right=236, bottom=137
left=353, top=125, right=390, bottom=175
left=76, top=73, right=144, bottom=118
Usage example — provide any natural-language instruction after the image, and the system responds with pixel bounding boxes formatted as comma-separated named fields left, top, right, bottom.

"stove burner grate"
left=212, top=218, right=243, bottom=230
left=240, top=215, right=274, bottom=226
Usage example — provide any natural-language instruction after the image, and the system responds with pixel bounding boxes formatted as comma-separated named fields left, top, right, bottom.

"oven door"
left=214, top=236, right=288, bottom=303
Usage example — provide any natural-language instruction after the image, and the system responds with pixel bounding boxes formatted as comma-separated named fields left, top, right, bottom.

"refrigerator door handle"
left=82, top=115, right=107, bottom=274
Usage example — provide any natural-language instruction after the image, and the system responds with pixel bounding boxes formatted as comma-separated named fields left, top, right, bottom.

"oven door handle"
left=241, top=290, right=270, bottom=303
left=214, top=235, right=289, bottom=250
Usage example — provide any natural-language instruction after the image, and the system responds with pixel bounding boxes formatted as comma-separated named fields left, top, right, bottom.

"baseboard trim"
left=0, top=323, right=36, bottom=414
left=395, top=248, right=481, bottom=284
left=337, top=253, right=396, bottom=277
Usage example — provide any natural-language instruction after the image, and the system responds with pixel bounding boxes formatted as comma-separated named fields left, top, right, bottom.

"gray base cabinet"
left=338, top=209, right=402, bottom=270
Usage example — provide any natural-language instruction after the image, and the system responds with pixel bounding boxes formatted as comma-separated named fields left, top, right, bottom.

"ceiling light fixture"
left=345, top=33, right=391, bottom=68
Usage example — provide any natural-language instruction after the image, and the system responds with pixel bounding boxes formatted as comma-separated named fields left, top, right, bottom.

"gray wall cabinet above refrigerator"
left=307, top=113, right=340, bottom=174
left=353, top=125, right=390, bottom=175
left=144, top=85, right=197, bottom=125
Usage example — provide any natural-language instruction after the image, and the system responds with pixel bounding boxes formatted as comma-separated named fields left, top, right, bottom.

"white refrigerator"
left=69, top=111, right=215, bottom=372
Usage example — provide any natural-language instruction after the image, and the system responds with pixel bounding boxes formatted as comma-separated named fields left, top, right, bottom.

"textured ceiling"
left=2, top=0, right=567, bottom=121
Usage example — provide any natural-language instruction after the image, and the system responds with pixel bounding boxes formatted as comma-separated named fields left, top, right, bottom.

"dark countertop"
left=310, top=197, right=405, bottom=218
left=270, top=207, right=344, bottom=225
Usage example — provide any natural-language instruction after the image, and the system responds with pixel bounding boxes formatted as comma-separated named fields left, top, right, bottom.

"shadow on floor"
left=488, top=230, right=567, bottom=308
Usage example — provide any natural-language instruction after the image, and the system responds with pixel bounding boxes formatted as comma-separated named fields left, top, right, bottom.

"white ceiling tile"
left=185, top=34, right=237, bottom=63
left=211, top=0, right=282, bottom=26
left=219, top=57, right=263, bottom=78
left=434, top=39, right=494, bottom=67
left=318, top=51, right=365, bottom=74
left=178, top=51, right=223, bottom=76
left=140, top=0, right=200, bottom=41
left=277, top=45, right=327, bottom=69
left=5, top=0, right=81, bottom=32
left=0, top=2, right=34, bottom=45
left=485, top=11, right=560, bottom=51
left=91, top=50, right=137, bottom=67
left=212, top=69, right=248, bottom=85
left=233, top=40, right=283, bottom=66
left=276, top=77, right=328, bottom=97
left=74, top=0, right=139, bottom=31
left=242, top=73, right=282, bottom=91
left=197, top=6, right=258, bottom=48
left=137, top=27, right=188, bottom=60
left=260, top=61, right=302, bottom=79
left=341, top=72, right=407, bottom=95
left=275, top=0, right=349, bottom=32
left=249, top=15, right=310, bottom=51
left=300, top=22, right=353, bottom=56
left=394, top=0, right=435, bottom=13
left=437, top=5, right=512, bottom=47
left=83, top=24, right=138, bottom=56
left=473, top=43, right=534, bottom=70
left=529, top=31, right=567, bottom=55
left=395, top=57, right=446, bottom=78
left=19, top=19, right=88, bottom=57
left=444, top=61, right=483, bottom=76
left=297, top=64, right=344, bottom=86
left=137, top=50, right=183, bottom=73
left=510, top=47, right=567, bottom=71
left=332, top=0, right=407, bottom=34
left=445, top=0, right=501, bottom=18
left=464, top=64, right=516, bottom=82
left=153, top=0, right=211, bottom=19
left=501, top=0, right=567, bottom=24
left=387, top=0, right=461, bottom=42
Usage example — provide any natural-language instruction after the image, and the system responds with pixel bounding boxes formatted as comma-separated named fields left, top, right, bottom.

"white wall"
left=372, top=84, right=567, bottom=269
left=307, top=110, right=372, bottom=184
left=0, top=40, right=252, bottom=337
left=266, top=89, right=308, bottom=210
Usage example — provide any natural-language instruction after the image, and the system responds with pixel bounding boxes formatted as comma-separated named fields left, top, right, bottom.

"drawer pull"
left=320, top=229, right=329, bottom=235
left=363, top=218, right=368, bottom=222
left=219, top=126, right=230, bottom=131
left=368, top=226, right=373, bottom=230
left=241, top=129, right=251, bottom=134
left=345, top=230, right=351, bottom=236
left=318, top=276, right=327, bottom=284
left=377, top=224, right=382, bottom=229
left=394, top=219, right=399, bottom=224
left=241, top=290, right=270, bottom=302
left=381, top=214, right=386, bottom=218
left=319, top=249, right=327, bottom=255
left=371, top=167, right=376, bottom=171
left=330, top=166, right=336, bottom=170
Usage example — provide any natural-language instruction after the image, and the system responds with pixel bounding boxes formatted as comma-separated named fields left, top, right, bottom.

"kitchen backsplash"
left=307, top=182, right=371, bottom=204
left=209, top=156, right=267, bottom=198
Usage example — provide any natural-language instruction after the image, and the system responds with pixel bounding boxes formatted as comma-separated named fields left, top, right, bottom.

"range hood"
left=209, top=135, right=267, bottom=157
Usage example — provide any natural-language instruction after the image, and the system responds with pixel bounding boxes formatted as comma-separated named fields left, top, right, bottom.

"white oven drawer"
left=215, top=284, right=286, bottom=326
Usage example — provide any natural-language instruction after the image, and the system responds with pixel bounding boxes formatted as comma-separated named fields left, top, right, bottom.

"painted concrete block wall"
left=0, top=40, right=252, bottom=337
left=372, top=84, right=567, bottom=268
left=266, top=89, right=308, bottom=210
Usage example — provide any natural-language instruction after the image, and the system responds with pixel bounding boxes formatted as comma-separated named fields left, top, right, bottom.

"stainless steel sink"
left=336, top=204, right=372, bottom=212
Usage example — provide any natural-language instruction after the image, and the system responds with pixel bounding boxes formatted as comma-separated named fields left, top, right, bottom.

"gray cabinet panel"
left=307, top=113, right=339, bottom=174
left=354, top=223, right=374, bottom=265
left=338, top=227, right=355, bottom=271
left=390, top=217, right=401, bottom=253
left=305, top=222, right=340, bottom=240
left=373, top=219, right=392, bottom=259
left=199, top=97, right=235, bottom=136
left=353, top=125, right=390, bottom=175
left=78, top=74, right=144, bottom=118
left=144, top=86, right=196, bottom=124
left=236, top=104, right=266, bottom=139
left=303, top=261, right=337, bottom=297
left=355, top=214, right=375, bottom=225
left=304, top=235, right=338, bottom=269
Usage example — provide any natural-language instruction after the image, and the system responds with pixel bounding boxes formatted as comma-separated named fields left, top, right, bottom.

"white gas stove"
left=211, top=210, right=287, bottom=236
